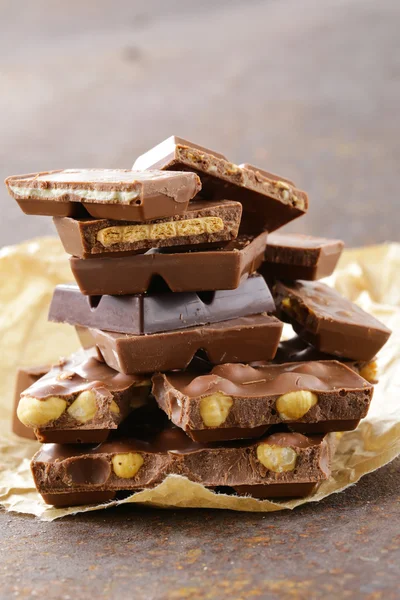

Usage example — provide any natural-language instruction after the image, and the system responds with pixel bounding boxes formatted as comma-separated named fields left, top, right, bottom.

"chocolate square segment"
left=133, top=136, right=308, bottom=233
left=31, top=428, right=335, bottom=506
left=17, top=349, right=151, bottom=443
left=261, top=232, right=344, bottom=280
left=77, top=314, right=283, bottom=374
left=274, top=280, right=391, bottom=361
left=48, top=275, right=275, bottom=335
left=5, top=168, right=201, bottom=221
left=54, top=199, right=242, bottom=258
left=152, top=360, right=373, bottom=442
left=70, top=233, right=268, bottom=295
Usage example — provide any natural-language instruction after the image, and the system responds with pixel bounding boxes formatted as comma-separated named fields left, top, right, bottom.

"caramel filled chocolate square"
left=54, top=199, right=241, bottom=258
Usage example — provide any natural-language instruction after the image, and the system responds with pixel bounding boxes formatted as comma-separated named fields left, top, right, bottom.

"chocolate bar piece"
left=70, top=233, right=268, bottom=295
left=260, top=232, right=344, bottom=280
left=48, top=275, right=275, bottom=335
left=152, top=360, right=373, bottom=442
left=17, top=349, right=151, bottom=443
left=273, top=336, right=379, bottom=383
left=5, top=169, right=201, bottom=221
left=133, top=136, right=309, bottom=233
left=54, top=199, right=242, bottom=258
left=274, top=281, right=391, bottom=361
left=12, top=365, right=50, bottom=440
left=77, top=314, right=283, bottom=374
left=31, top=428, right=333, bottom=506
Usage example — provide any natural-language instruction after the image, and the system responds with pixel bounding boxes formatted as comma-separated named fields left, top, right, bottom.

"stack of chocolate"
left=6, top=136, right=391, bottom=507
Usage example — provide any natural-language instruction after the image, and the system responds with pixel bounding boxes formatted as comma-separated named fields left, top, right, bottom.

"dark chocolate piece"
left=273, top=336, right=379, bottom=383
left=260, top=232, right=344, bottom=280
left=5, top=169, right=201, bottom=221
left=152, top=361, right=373, bottom=442
left=133, top=136, right=309, bottom=233
left=274, top=281, right=391, bottom=361
left=48, top=275, right=275, bottom=335
left=77, top=314, right=283, bottom=374
left=17, top=349, right=151, bottom=442
left=53, top=199, right=242, bottom=258
left=12, top=365, right=50, bottom=440
left=31, top=428, right=333, bottom=505
left=70, top=233, right=268, bottom=295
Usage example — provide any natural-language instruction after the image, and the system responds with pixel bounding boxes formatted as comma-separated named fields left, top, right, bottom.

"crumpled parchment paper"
left=0, top=238, right=398, bottom=521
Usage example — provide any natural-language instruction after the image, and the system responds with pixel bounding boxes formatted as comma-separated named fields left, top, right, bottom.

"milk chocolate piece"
left=36, top=398, right=169, bottom=444
left=273, top=336, right=379, bottom=383
left=70, top=233, right=268, bottom=295
left=31, top=428, right=333, bottom=505
left=274, top=281, right=391, bottom=361
left=231, top=482, right=318, bottom=499
left=133, top=136, right=309, bottom=233
left=12, top=365, right=50, bottom=440
left=77, top=314, right=283, bottom=374
left=260, top=232, right=344, bottom=280
left=40, top=491, right=117, bottom=507
left=152, top=361, right=373, bottom=442
left=54, top=199, right=241, bottom=258
left=18, top=349, right=151, bottom=443
left=49, top=275, right=275, bottom=335
left=5, top=169, right=201, bottom=221
left=41, top=482, right=318, bottom=505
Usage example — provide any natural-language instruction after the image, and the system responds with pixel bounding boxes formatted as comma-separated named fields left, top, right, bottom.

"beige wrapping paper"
left=0, top=237, right=398, bottom=521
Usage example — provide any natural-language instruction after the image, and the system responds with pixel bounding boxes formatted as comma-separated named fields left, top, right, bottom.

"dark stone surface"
left=0, top=458, right=399, bottom=599
left=0, top=1, right=399, bottom=598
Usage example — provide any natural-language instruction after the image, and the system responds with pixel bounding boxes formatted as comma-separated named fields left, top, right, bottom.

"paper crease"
left=0, top=237, right=398, bottom=520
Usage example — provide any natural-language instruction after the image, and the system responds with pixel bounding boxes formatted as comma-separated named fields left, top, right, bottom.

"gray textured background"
left=1, top=0, right=399, bottom=247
